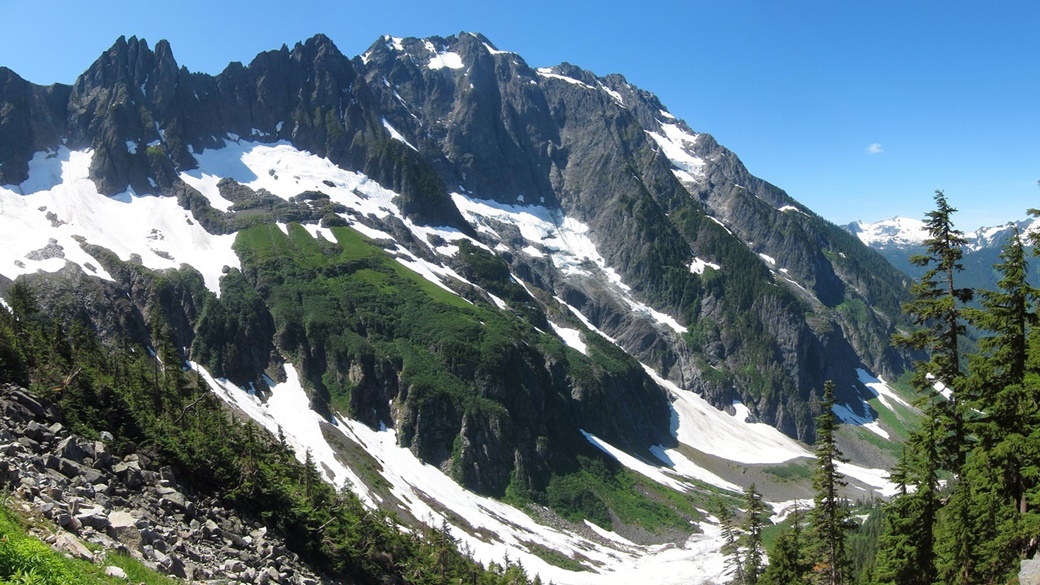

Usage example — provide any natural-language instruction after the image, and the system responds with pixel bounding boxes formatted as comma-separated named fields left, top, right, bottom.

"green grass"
left=520, top=541, right=590, bottom=572
left=762, top=461, right=813, bottom=482
left=0, top=501, right=177, bottom=585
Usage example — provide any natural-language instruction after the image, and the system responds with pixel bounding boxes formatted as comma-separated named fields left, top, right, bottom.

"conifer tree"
left=808, top=380, right=852, bottom=585
left=877, top=190, right=971, bottom=584
left=718, top=497, right=745, bottom=584
left=741, top=483, right=768, bottom=585
left=760, top=506, right=811, bottom=585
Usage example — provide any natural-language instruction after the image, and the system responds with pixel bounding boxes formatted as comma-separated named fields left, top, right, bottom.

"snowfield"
left=1, top=138, right=903, bottom=584
left=202, top=362, right=730, bottom=585
left=0, top=148, right=239, bottom=294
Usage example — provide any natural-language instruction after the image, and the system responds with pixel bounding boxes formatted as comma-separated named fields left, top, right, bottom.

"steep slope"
left=0, top=32, right=914, bottom=583
left=358, top=32, right=911, bottom=440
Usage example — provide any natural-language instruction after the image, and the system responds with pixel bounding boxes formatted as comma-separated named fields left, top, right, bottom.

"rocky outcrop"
left=0, top=384, right=328, bottom=584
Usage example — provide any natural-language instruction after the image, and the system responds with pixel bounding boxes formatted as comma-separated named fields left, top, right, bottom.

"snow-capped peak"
left=846, top=217, right=929, bottom=248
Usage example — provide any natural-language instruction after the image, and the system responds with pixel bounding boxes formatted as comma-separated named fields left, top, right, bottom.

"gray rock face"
left=0, top=384, right=329, bottom=584
left=0, top=31, right=912, bottom=451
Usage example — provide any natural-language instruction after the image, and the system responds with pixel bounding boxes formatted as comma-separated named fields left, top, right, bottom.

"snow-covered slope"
left=845, top=217, right=929, bottom=249
left=1, top=139, right=901, bottom=584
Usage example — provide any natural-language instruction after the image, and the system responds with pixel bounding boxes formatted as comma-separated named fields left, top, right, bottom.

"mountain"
left=845, top=215, right=1040, bottom=290
left=0, top=33, right=917, bottom=583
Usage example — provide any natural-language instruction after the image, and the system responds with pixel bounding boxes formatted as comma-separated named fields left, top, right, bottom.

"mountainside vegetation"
left=0, top=278, right=542, bottom=584
left=0, top=32, right=919, bottom=449
left=752, top=195, right=1040, bottom=584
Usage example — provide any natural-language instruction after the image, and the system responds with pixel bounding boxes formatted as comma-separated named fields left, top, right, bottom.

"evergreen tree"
left=808, top=380, right=852, bottom=585
left=943, top=226, right=1040, bottom=582
left=761, top=506, right=811, bottom=585
left=718, top=497, right=745, bottom=584
left=741, top=483, right=768, bottom=585
left=877, top=191, right=971, bottom=584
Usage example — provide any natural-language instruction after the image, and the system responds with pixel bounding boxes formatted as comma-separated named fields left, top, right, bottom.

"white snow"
left=200, top=354, right=730, bottom=584
left=857, top=369, right=914, bottom=412
left=125, top=140, right=138, bottom=154
left=0, top=296, right=9, bottom=313
left=550, top=322, right=587, bottom=354
left=581, top=430, right=694, bottom=493
left=535, top=68, right=593, bottom=89
left=0, top=148, right=239, bottom=294
left=381, top=118, right=418, bottom=151
left=643, top=366, right=811, bottom=464
left=690, top=257, right=720, bottom=274
left=848, top=217, right=929, bottom=247
left=648, top=445, right=742, bottom=492
left=195, top=363, right=374, bottom=505
left=836, top=461, right=899, bottom=497
left=426, top=49, right=464, bottom=70
left=832, top=403, right=890, bottom=440
left=452, top=194, right=686, bottom=334
left=482, top=42, right=509, bottom=55
left=597, top=82, right=625, bottom=105
left=758, top=253, right=776, bottom=266
left=707, top=216, right=733, bottom=235
left=647, top=124, right=706, bottom=184
left=659, top=110, right=676, bottom=120
left=778, top=205, right=808, bottom=216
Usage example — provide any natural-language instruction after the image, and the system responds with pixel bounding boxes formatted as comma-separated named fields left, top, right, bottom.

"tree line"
left=724, top=190, right=1040, bottom=584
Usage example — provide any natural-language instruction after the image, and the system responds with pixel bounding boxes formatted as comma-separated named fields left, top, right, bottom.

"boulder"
left=107, top=510, right=142, bottom=551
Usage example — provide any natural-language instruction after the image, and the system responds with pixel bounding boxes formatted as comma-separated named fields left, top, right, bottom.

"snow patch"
left=550, top=322, right=587, bottom=355
left=644, top=366, right=811, bottom=464
left=778, top=205, right=808, bottom=216
left=427, top=50, right=464, bottom=70
left=690, top=257, right=720, bottom=274
left=0, top=148, right=238, bottom=294
left=452, top=194, right=686, bottom=334
left=381, top=118, right=418, bottom=151
left=536, top=68, right=593, bottom=88
left=647, top=124, right=706, bottom=183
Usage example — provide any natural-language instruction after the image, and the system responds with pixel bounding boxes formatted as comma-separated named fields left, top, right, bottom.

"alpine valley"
left=0, top=33, right=922, bottom=584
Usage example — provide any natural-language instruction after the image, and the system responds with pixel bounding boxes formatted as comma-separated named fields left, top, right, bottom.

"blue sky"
left=2, top=0, right=1037, bottom=231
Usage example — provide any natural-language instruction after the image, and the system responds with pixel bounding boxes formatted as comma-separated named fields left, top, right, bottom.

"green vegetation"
left=0, top=279, right=533, bottom=584
left=0, top=501, right=177, bottom=585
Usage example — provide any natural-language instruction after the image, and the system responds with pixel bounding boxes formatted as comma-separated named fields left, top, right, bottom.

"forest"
left=723, top=192, right=1040, bottom=584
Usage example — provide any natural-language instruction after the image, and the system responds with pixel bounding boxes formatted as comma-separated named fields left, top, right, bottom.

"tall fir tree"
left=718, top=497, right=745, bottom=585
left=741, top=483, right=768, bottom=585
left=946, top=226, right=1040, bottom=582
left=877, top=190, right=972, bottom=584
left=807, top=380, right=852, bottom=585
left=761, top=506, right=811, bottom=585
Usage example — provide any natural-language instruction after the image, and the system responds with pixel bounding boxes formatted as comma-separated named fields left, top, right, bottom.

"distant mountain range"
left=844, top=216, right=1040, bottom=290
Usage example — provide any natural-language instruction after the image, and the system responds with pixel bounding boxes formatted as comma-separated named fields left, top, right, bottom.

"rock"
left=1022, top=557, right=1040, bottom=585
left=112, top=460, right=143, bottom=489
left=57, top=457, right=86, bottom=478
left=202, top=518, right=221, bottom=539
left=107, top=510, right=142, bottom=550
left=57, top=436, right=87, bottom=462
left=99, top=430, right=115, bottom=443
left=53, top=531, right=93, bottom=562
left=23, top=420, right=55, bottom=443
left=75, top=507, right=109, bottom=530
left=104, top=565, right=127, bottom=579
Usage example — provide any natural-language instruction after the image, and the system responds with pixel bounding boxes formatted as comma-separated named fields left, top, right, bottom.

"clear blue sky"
left=3, top=0, right=1037, bottom=231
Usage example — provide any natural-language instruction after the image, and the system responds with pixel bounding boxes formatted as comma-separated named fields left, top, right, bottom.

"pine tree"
left=761, top=506, right=811, bottom=585
left=877, top=190, right=971, bottom=584
left=718, top=497, right=745, bottom=584
left=943, top=226, right=1040, bottom=582
left=741, top=484, right=768, bottom=585
left=808, top=380, right=852, bottom=585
